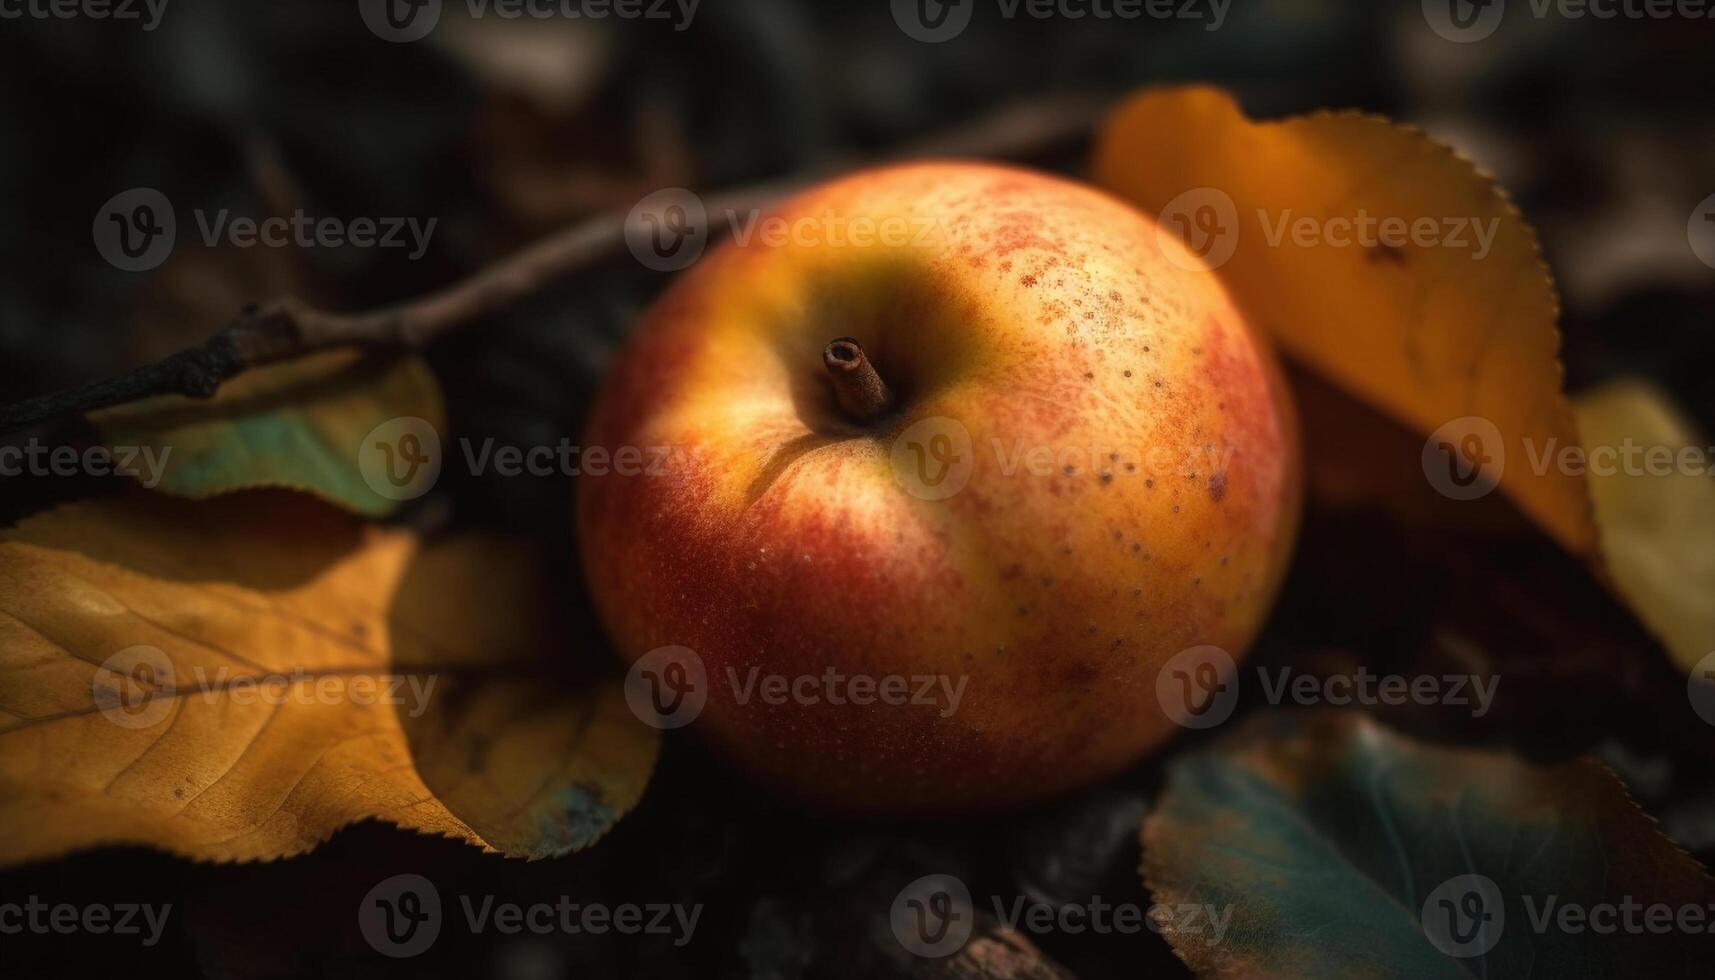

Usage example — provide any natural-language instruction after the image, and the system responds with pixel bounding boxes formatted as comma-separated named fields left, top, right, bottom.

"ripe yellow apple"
left=580, top=162, right=1300, bottom=812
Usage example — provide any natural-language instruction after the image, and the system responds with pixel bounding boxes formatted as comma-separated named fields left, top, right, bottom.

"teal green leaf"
left=89, top=350, right=444, bottom=517
left=1143, top=711, right=1715, bottom=979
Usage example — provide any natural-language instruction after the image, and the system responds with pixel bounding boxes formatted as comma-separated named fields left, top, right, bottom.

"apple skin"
left=579, top=161, right=1300, bottom=813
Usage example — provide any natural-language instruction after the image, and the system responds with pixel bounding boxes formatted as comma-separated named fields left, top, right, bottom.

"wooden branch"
left=0, top=93, right=1107, bottom=435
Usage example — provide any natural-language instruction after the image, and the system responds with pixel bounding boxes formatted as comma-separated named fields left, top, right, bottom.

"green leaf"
left=89, top=350, right=445, bottom=517
left=1143, top=711, right=1715, bottom=979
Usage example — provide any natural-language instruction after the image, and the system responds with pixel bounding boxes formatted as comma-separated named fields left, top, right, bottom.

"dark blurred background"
left=1, top=1, right=1712, bottom=977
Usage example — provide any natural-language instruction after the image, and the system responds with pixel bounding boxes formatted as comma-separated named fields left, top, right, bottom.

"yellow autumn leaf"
left=1574, top=381, right=1715, bottom=673
left=1092, top=86, right=1711, bottom=669
left=0, top=491, right=658, bottom=865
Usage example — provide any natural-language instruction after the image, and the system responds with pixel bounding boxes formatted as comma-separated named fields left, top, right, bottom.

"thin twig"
left=0, top=93, right=1108, bottom=435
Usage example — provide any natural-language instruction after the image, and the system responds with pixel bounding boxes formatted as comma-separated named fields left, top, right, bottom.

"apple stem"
left=823, top=337, right=894, bottom=424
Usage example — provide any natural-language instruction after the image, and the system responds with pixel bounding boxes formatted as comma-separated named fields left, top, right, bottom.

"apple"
left=580, top=162, right=1300, bottom=812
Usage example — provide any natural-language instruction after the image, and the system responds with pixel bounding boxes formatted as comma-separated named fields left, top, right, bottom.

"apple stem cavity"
left=823, top=337, right=894, bottom=424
